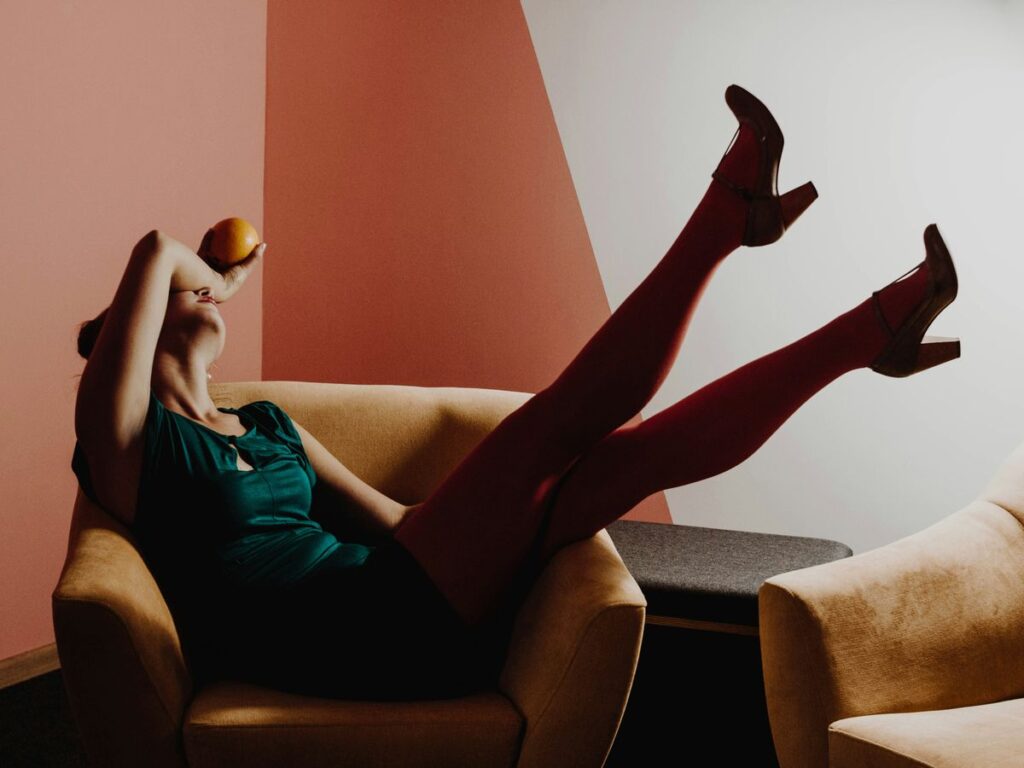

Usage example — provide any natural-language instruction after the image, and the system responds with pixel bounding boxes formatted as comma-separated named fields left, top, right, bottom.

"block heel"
left=912, top=336, right=962, bottom=375
left=779, top=181, right=819, bottom=231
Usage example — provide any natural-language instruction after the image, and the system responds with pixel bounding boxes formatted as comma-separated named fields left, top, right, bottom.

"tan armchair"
left=53, top=381, right=647, bottom=768
left=758, top=436, right=1024, bottom=768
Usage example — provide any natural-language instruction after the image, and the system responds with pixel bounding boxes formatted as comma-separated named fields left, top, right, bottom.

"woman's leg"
left=395, top=124, right=766, bottom=626
left=533, top=262, right=934, bottom=562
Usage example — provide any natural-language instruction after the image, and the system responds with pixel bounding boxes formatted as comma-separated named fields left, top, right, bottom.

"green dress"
left=71, top=390, right=506, bottom=699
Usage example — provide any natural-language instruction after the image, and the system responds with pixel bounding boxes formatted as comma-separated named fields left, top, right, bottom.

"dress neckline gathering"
left=168, top=403, right=257, bottom=441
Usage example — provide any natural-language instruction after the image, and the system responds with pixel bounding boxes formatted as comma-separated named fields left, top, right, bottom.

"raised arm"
left=73, top=230, right=257, bottom=524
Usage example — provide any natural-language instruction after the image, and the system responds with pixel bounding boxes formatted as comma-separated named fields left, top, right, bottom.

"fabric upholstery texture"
left=828, top=697, right=1024, bottom=768
left=758, top=435, right=1024, bottom=768
left=54, top=380, right=647, bottom=768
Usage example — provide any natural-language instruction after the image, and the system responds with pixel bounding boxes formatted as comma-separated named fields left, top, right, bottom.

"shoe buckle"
left=711, top=169, right=755, bottom=201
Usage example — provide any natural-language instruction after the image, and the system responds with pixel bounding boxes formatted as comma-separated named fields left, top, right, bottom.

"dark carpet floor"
left=0, top=670, right=87, bottom=767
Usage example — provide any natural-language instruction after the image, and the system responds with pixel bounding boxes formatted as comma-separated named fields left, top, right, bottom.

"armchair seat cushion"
left=183, top=681, right=523, bottom=768
left=828, top=697, right=1024, bottom=768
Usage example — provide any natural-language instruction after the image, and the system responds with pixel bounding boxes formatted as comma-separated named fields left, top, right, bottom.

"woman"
left=71, top=84, right=960, bottom=701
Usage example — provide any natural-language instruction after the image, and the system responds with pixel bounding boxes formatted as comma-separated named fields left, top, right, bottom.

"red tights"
left=394, top=123, right=932, bottom=627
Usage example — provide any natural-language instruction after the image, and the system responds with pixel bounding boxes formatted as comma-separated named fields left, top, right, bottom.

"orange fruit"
left=206, top=217, right=261, bottom=267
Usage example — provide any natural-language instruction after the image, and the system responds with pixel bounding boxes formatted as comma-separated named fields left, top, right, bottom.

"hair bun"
left=77, top=306, right=110, bottom=360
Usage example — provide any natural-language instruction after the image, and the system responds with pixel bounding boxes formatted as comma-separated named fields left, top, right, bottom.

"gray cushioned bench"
left=602, top=519, right=853, bottom=767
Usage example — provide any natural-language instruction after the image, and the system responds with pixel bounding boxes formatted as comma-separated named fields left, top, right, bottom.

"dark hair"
left=77, top=306, right=109, bottom=360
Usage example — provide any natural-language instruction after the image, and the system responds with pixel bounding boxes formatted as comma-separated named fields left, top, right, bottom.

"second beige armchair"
left=759, top=435, right=1024, bottom=768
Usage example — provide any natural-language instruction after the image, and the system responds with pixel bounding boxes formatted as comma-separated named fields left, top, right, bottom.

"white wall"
left=521, top=0, right=1024, bottom=554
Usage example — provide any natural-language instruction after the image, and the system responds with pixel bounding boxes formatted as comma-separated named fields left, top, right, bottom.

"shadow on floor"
left=0, top=669, right=87, bottom=767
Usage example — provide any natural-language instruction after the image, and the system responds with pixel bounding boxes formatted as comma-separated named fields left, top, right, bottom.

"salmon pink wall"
left=262, top=0, right=670, bottom=510
left=2, top=0, right=667, bottom=665
left=0, top=1, right=266, bottom=661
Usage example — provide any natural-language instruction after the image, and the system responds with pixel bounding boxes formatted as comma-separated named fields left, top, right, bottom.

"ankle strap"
left=711, top=170, right=755, bottom=201
left=871, top=291, right=895, bottom=338
left=871, top=261, right=923, bottom=338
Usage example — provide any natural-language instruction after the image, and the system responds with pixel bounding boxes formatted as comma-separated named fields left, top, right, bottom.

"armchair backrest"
left=54, top=380, right=535, bottom=767
left=975, top=430, right=1024, bottom=530
left=210, top=380, right=533, bottom=504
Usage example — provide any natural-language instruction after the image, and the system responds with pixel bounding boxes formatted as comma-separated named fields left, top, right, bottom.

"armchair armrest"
left=52, top=493, right=192, bottom=768
left=758, top=500, right=1024, bottom=768
left=498, top=528, right=647, bottom=768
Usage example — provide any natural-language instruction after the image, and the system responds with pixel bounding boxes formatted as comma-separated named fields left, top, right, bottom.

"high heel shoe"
left=711, top=84, right=819, bottom=247
left=870, top=224, right=960, bottom=378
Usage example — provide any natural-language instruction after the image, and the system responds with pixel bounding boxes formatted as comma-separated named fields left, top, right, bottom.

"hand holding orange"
left=200, top=217, right=262, bottom=269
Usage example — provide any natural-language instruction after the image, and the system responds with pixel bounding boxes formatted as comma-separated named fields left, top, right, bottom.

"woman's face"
left=159, top=288, right=226, bottom=361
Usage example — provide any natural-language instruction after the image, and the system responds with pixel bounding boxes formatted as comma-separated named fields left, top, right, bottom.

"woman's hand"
left=198, top=228, right=266, bottom=303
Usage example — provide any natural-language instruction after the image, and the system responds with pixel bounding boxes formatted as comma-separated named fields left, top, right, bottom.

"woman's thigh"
left=393, top=390, right=589, bottom=625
